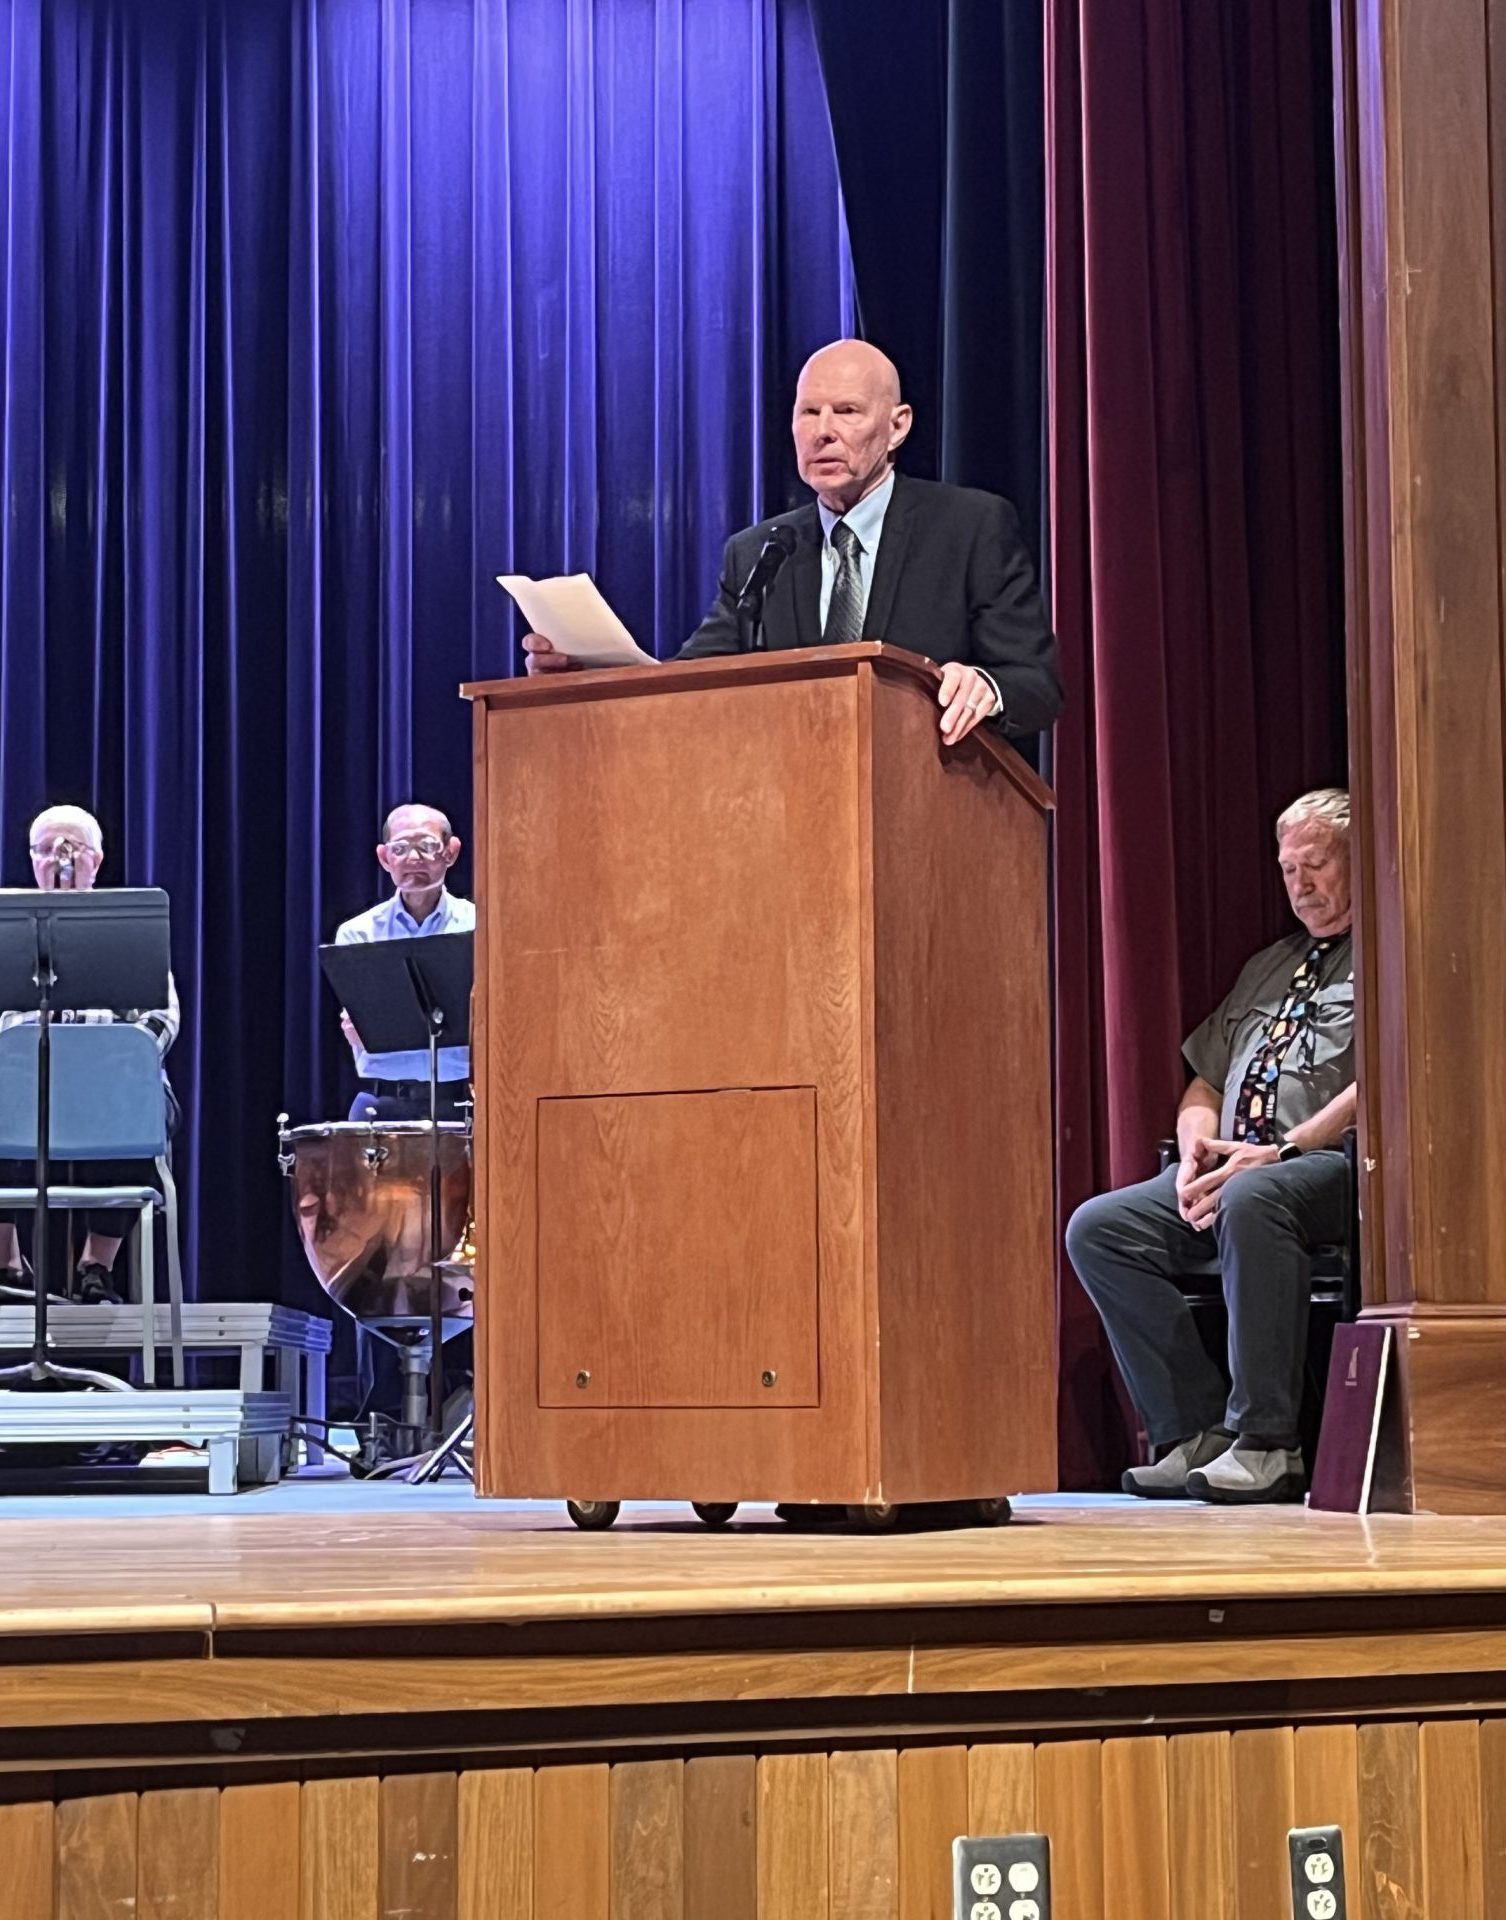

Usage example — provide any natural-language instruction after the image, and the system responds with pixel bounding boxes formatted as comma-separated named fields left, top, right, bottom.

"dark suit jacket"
left=677, top=473, right=1062, bottom=734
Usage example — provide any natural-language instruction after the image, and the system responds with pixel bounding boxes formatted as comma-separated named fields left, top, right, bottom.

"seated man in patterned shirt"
left=334, top=803, right=475, bottom=1121
left=1065, top=789, right=1357, bottom=1506
left=0, top=805, right=180, bottom=1304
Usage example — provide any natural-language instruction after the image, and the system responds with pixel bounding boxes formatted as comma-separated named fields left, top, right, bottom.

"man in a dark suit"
left=524, top=339, right=1061, bottom=745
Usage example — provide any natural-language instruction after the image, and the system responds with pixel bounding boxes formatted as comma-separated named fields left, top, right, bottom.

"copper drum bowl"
left=277, top=1120, right=473, bottom=1323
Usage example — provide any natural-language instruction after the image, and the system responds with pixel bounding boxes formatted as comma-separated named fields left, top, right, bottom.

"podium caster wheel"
left=973, top=1497, right=1012, bottom=1526
left=691, top=1502, right=738, bottom=1527
left=566, top=1500, right=621, bottom=1531
left=846, top=1502, right=900, bottom=1532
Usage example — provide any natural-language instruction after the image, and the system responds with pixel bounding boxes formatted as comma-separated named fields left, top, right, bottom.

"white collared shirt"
left=334, top=887, right=476, bottom=1081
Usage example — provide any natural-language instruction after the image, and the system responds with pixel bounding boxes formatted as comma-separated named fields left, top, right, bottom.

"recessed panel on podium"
left=535, top=1086, right=820, bottom=1409
left=464, top=643, right=1057, bottom=1507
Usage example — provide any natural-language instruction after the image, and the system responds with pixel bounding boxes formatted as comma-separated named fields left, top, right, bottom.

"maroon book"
left=1309, top=1323, right=1393, bottom=1512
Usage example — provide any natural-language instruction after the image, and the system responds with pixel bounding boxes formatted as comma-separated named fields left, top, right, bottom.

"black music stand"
left=0, top=888, right=171, bottom=1390
left=319, top=931, right=473, bottom=1442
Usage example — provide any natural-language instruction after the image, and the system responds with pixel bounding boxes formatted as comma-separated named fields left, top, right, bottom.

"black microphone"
left=735, top=526, right=798, bottom=650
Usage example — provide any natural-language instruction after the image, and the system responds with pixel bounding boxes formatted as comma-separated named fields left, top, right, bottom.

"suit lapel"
left=863, top=472, right=913, bottom=642
left=781, top=508, right=823, bottom=650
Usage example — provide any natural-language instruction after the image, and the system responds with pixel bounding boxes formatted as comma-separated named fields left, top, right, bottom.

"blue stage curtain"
left=0, top=0, right=853, bottom=1309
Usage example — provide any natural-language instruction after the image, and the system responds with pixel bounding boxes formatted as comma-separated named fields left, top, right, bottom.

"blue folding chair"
left=0, top=1022, right=186, bottom=1386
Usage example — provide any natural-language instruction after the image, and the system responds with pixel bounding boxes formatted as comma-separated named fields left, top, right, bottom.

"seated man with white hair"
left=334, top=802, right=475, bottom=1121
left=0, top=805, right=180, bottom=1304
left=1065, top=789, right=1356, bottom=1506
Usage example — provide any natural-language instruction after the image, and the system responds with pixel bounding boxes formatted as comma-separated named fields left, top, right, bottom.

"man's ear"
left=887, top=403, right=913, bottom=455
left=376, top=843, right=394, bottom=880
left=444, top=838, right=461, bottom=868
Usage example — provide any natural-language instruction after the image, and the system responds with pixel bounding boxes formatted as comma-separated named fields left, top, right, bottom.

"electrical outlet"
left=1289, top=1826, right=1347, bottom=1920
left=953, top=1833, right=1051, bottom=1920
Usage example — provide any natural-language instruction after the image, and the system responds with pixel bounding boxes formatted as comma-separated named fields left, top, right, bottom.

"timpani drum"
left=276, top=1119, right=472, bottom=1324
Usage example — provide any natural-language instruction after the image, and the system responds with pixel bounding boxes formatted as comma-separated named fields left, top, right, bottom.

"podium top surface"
left=462, top=642, right=1054, bottom=812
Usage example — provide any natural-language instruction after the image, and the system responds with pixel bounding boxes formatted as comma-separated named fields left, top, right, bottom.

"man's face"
left=376, top=807, right=459, bottom=894
left=792, top=350, right=912, bottom=512
left=29, top=818, right=103, bottom=891
left=1279, top=823, right=1351, bottom=938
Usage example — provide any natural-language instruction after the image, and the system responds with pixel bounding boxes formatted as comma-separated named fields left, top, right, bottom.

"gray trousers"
left=1064, top=1152, right=1349, bottom=1449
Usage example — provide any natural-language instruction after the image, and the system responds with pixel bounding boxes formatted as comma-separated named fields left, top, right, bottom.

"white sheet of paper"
left=496, top=573, right=657, bottom=668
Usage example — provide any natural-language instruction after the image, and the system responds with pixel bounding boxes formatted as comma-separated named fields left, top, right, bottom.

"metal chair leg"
left=137, top=1199, right=156, bottom=1387
left=157, top=1155, right=186, bottom=1388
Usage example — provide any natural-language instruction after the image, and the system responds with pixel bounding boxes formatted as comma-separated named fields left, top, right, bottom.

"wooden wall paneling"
left=1166, top=1732, right=1232, bottom=1920
left=301, top=1777, right=379, bottom=1920
left=756, top=1753, right=830, bottom=1920
left=457, top=1769, right=532, bottom=1920
left=380, top=1772, right=457, bottom=1920
left=220, top=1782, right=301, bottom=1920
left=1100, top=1737, right=1169, bottom=1920
left=534, top=1764, right=609, bottom=1920
left=1033, top=1740, right=1103, bottom=1920
left=608, top=1759, right=683, bottom=1920
left=138, top=1786, right=219, bottom=1920
left=1230, top=1728, right=1294, bottom=1920
left=966, top=1743, right=1035, bottom=1835
left=1419, top=1720, right=1484, bottom=1919
left=827, top=1749, right=897, bottom=1920
left=56, top=1792, right=138, bottom=1920
left=896, top=1745, right=967, bottom=1920
left=1478, top=1719, right=1506, bottom=1915
left=1293, top=1723, right=1360, bottom=1841
left=682, top=1757, right=756, bottom=1920
left=1357, top=1721, right=1422, bottom=1920
left=0, top=1798, right=55, bottom=1920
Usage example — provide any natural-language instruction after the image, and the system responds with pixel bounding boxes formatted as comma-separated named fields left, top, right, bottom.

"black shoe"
left=0, top=1262, right=31, bottom=1301
left=74, top=1261, right=123, bottom=1305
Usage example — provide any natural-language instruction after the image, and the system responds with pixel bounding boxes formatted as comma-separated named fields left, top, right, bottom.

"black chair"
left=1153, top=1128, right=1360, bottom=1461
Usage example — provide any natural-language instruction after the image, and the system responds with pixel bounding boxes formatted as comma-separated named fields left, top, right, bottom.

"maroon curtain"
left=1047, top=2, right=1348, bottom=1486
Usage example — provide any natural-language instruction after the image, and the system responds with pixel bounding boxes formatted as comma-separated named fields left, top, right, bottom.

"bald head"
left=798, top=339, right=903, bottom=406
left=792, top=339, right=912, bottom=513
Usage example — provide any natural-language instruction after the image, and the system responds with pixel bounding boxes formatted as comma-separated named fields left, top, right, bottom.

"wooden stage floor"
left=7, top=1490, right=1506, bottom=1635
left=7, top=1490, right=1506, bottom=1914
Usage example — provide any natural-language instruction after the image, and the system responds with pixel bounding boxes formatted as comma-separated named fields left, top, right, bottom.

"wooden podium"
left=463, top=643, right=1057, bottom=1518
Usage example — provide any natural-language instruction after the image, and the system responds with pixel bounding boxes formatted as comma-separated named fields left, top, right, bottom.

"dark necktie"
left=823, top=520, right=864, bottom=645
left=1230, top=940, right=1332, bottom=1144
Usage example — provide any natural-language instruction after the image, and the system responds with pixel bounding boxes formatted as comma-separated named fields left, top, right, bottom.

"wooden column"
left=1335, top=0, right=1506, bottom=1509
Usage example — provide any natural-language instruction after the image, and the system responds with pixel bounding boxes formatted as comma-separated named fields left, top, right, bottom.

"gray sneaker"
left=1121, top=1428, right=1231, bottom=1499
left=1186, top=1442, right=1306, bottom=1505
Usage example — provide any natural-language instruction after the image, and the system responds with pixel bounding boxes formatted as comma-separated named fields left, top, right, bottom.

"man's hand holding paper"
left=497, top=574, right=656, bottom=673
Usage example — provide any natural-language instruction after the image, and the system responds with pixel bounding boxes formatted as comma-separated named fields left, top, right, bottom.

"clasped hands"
left=1175, top=1137, right=1280, bottom=1230
left=523, top=635, right=998, bottom=746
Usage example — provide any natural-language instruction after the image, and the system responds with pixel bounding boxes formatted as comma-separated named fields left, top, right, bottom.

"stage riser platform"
left=4, top=1497, right=1506, bottom=1916
left=3, top=1713, right=1503, bottom=1917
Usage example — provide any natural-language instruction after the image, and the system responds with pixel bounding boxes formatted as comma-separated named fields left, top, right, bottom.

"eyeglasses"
left=30, top=840, right=90, bottom=860
left=385, top=836, right=446, bottom=860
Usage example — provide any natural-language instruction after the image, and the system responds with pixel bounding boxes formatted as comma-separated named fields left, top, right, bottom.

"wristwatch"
left=1277, top=1141, right=1304, bottom=1162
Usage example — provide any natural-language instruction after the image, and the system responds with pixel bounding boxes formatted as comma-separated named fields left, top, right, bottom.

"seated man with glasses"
left=334, top=803, right=475, bottom=1121
left=0, top=804, right=181, bottom=1304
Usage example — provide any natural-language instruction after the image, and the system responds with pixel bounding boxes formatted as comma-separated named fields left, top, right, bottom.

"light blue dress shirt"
left=816, top=470, right=1001, bottom=713
left=334, top=888, right=475, bottom=1082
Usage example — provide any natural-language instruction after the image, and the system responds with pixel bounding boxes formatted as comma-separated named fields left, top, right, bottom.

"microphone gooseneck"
left=735, top=526, right=798, bottom=651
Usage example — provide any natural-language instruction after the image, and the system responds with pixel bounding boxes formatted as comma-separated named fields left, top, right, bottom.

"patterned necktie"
left=1230, top=940, right=1332, bottom=1144
left=823, top=520, right=864, bottom=645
